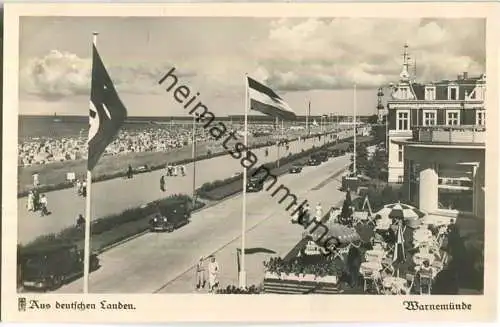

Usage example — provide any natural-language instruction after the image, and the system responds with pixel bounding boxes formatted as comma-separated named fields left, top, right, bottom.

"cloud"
left=20, top=50, right=196, bottom=100
left=251, top=18, right=485, bottom=91
left=20, top=18, right=485, bottom=100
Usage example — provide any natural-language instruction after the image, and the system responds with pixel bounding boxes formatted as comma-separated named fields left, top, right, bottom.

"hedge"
left=18, top=133, right=329, bottom=198
left=20, top=194, right=204, bottom=253
left=196, top=136, right=372, bottom=201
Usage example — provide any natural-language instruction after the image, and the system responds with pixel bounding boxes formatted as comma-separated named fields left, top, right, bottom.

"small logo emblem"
left=18, top=297, right=27, bottom=312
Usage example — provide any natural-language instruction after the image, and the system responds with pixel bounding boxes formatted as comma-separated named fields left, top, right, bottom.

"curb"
left=96, top=198, right=221, bottom=254
left=18, top=133, right=327, bottom=198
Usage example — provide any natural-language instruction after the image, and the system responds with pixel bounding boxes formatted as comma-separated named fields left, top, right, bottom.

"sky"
left=18, top=17, right=486, bottom=117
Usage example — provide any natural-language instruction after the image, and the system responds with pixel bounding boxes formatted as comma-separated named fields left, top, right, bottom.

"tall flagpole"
left=192, top=115, right=196, bottom=206
left=239, top=74, right=248, bottom=289
left=83, top=31, right=98, bottom=294
left=353, top=83, right=357, bottom=177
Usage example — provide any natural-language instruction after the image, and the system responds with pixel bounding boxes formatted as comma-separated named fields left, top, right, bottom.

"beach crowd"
left=18, top=123, right=302, bottom=168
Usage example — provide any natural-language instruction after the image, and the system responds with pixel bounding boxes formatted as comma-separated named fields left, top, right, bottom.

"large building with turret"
left=384, top=44, right=486, bottom=219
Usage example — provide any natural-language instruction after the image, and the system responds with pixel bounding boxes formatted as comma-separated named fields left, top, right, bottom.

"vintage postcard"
left=2, top=1, right=498, bottom=323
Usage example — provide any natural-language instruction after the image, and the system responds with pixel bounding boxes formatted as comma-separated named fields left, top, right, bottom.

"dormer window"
left=448, top=85, right=459, bottom=100
left=400, top=86, right=409, bottom=99
left=425, top=86, right=436, bottom=100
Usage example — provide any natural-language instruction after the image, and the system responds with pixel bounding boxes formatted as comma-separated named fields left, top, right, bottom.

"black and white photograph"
left=2, top=2, right=498, bottom=323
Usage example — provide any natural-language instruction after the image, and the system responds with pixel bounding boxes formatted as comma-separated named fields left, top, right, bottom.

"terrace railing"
left=412, top=125, right=486, bottom=144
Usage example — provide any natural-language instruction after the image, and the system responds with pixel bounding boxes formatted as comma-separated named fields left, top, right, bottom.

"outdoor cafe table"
left=413, top=229, right=433, bottom=247
left=375, top=218, right=392, bottom=231
left=412, top=251, right=435, bottom=266
left=382, top=276, right=407, bottom=294
left=365, top=249, right=385, bottom=262
left=360, top=261, right=382, bottom=275
left=422, top=214, right=454, bottom=227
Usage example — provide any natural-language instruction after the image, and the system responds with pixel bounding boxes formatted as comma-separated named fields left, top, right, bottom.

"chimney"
left=463, top=72, right=468, bottom=79
left=457, top=74, right=462, bottom=81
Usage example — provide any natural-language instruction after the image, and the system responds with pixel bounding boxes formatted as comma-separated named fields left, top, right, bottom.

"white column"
left=419, top=163, right=438, bottom=213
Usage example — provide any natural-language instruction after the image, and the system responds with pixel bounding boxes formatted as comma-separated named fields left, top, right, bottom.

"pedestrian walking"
left=160, top=175, right=166, bottom=192
left=76, top=179, right=82, bottom=196
left=39, top=194, right=48, bottom=216
left=32, top=173, right=40, bottom=187
left=76, top=214, right=85, bottom=229
left=127, top=165, right=134, bottom=179
left=195, top=257, right=206, bottom=290
left=181, top=165, right=186, bottom=176
left=33, top=189, right=40, bottom=211
left=173, top=166, right=178, bottom=177
left=27, top=191, right=34, bottom=211
left=315, top=202, right=323, bottom=222
left=207, top=256, right=220, bottom=293
left=82, top=181, right=87, bottom=197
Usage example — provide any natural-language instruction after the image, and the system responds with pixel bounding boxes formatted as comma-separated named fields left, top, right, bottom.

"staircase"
left=263, top=278, right=343, bottom=294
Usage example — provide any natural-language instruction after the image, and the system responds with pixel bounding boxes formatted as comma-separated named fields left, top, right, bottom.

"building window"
left=476, top=110, right=486, bottom=126
left=423, top=110, right=437, bottom=126
left=398, top=144, right=404, bottom=162
left=397, top=175, right=404, bottom=184
left=446, top=110, right=460, bottom=126
left=437, top=163, right=474, bottom=213
left=448, top=86, right=459, bottom=100
left=397, top=110, right=410, bottom=130
left=425, top=87, right=436, bottom=101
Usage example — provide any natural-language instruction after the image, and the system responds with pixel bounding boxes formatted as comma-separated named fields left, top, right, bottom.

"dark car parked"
left=19, top=244, right=99, bottom=291
left=289, top=163, right=303, bottom=174
left=307, top=157, right=321, bottom=166
left=149, top=202, right=191, bottom=232
left=246, top=174, right=266, bottom=192
left=316, top=151, right=329, bottom=162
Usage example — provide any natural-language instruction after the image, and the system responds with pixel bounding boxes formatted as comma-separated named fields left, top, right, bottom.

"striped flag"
left=87, top=44, right=128, bottom=171
left=247, top=76, right=296, bottom=120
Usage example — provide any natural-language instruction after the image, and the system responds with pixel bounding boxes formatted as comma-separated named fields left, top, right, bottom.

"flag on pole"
left=88, top=44, right=128, bottom=171
left=247, top=76, right=296, bottom=120
left=392, top=221, right=406, bottom=264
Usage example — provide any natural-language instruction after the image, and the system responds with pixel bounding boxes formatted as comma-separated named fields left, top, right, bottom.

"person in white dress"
left=32, top=173, right=39, bottom=187
left=207, top=256, right=220, bottom=293
left=27, top=191, right=34, bottom=211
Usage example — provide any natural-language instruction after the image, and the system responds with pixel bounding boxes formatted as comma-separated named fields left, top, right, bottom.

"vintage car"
left=307, top=156, right=321, bottom=166
left=19, top=244, right=99, bottom=291
left=149, top=203, right=190, bottom=232
left=332, top=149, right=345, bottom=157
left=289, top=163, right=303, bottom=174
left=246, top=175, right=266, bottom=192
left=316, top=151, right=329, bottom=162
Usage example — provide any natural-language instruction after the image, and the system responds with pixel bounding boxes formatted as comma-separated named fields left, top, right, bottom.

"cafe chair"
left=381, top=257, right=395, bottom=277
left=419, top=272, right=433, bottom=295
left=401, top=274, right=415, bottom=295
left=363, top=270, right=381, bottom=294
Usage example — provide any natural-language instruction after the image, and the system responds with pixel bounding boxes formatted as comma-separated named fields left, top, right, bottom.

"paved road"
left=49, top=154, right=350, bottom=293
left=18, top=131, right=352, bottom=244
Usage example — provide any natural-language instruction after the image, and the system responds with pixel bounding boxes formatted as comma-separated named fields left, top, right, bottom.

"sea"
left=18, top=115, right=200, bottom=142
left=18, top=115, right=282, bottom=142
